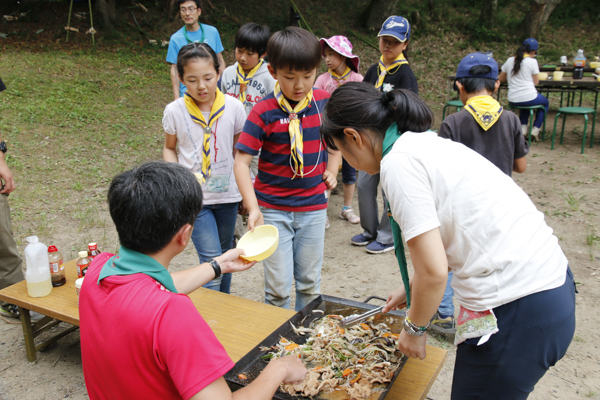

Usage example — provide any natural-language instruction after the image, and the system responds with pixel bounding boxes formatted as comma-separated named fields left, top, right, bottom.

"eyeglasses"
left=180, top=7, right=197, bottom=14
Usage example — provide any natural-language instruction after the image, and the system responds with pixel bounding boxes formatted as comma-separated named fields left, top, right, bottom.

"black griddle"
left=225, top=295, right=407, bottom=400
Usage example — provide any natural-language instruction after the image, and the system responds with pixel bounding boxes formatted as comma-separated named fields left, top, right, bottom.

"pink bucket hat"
left=319, top=35, right=360, bottom=73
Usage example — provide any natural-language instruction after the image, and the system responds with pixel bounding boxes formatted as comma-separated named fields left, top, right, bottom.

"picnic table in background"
left=0, top=260, right=447, bottom=400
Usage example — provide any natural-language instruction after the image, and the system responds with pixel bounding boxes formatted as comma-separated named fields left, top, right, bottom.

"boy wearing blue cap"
left=499, top=38, right=547, bottom=141
left=435, top=53, right=529, bottom=334
left=352, top=15, right=418, bottom=255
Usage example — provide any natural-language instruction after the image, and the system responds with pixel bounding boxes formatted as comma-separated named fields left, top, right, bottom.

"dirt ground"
left=1, top=112, right=599, bottom=400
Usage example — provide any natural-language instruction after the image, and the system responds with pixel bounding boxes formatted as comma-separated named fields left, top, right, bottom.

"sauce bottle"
left=25, top=236, right=53, bottom=298
left=88, top=242, right=100, bottom=261
left=48, top=245, right=66, bottom=287
left=76, top=251, right=91, bottom=278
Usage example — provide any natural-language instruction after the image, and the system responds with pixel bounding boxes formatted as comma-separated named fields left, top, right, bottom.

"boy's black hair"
left=322, top=82, right=433, bottom=152
left=456, top=65, right=497, bottom=94
left=267, top=26, right=321, bottom=72
left=108, top=161, right=203, bottom=255
left=177, top=42, right=219, bottom=78
left=235, top=23, right=271, bottom=56
left=177, top=0, right=202, bottom=9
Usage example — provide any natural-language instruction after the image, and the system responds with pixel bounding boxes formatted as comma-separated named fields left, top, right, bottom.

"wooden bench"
left=0, top=260, right=447, bottom=400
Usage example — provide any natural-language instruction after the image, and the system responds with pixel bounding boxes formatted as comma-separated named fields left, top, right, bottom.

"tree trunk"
left=95, top=0, right=116, bottom=30
left=165, top=0, right=177, bottom=21
left=523, top=0, right=562, bottom=38
left=480, top=0, right=498, bottom=28
left=361, top=0, right=400, bottom=31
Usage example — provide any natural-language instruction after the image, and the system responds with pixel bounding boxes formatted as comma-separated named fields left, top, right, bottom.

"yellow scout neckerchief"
left=274, top=81, right=313, bottom=179
left=184, top=89, right=226, bottom=182
left=375, top=53, right=408, bottom=90
left=236, top=59, right=264, bottom=104
left=523, top=54, right=531, bottom=58
left=330, top=66, right=352, bottom=82
left=465, top=95, right=503, bottom=131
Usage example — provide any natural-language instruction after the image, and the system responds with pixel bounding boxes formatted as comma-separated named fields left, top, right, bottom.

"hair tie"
left=381, top=91, right=391, bottom=106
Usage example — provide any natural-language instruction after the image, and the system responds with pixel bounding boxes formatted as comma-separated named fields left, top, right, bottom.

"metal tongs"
left=339, top=306, right=384, bottom=328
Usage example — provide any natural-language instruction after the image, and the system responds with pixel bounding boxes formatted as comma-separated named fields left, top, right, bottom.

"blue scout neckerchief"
left=98, top=246, right=178, bottom=293
left=183, top=24, right=205, bottom=44
left=381, top=122, right=411, bottom=307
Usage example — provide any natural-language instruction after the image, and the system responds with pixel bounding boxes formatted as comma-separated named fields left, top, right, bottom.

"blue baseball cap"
left=523, top=38, right=539, bottom=51
left=454, top=52, right=499, bottom=90
left=378, top=16, right=411, bottom=43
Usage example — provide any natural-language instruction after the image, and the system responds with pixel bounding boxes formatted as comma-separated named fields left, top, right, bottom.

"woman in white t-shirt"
left=163, top=43, right=246, bottom=294
left=499, top=38, right=549, bottom=141
left=321, top=82, right=575, bottom=400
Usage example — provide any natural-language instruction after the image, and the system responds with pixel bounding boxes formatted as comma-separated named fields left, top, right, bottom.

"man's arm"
left=170, top=63, right=181, bottom=102
left=0, top=132, right=15, bottom=194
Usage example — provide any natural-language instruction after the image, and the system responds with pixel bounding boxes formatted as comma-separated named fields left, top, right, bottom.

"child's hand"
left=382, top=286, right=407, bottom=313
left=238, top=199, right=249, bottom=216
left=216, top=248, right=257, bottom=274
left=322, top=170, right=337, bottom=190
left=247, top=209, right=264, bottom=232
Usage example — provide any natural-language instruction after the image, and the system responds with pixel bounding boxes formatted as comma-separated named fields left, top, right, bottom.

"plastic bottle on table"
left=76, top=251, right=91, bottom=278
left=25, top=236, right=53, bottom=298
left=573, top=49, right=586, bottom=79
left=48, top=245, right=66, bottom=287
left=87, top=242, right=100, bottom=261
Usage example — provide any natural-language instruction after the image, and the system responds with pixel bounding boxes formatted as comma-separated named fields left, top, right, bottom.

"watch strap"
left=0, top=141, right=7, bottom=153
left=208, top=258, right=221, bottom=279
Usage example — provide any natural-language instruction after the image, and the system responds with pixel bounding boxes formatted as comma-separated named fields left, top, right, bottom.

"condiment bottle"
left=76, top=251, right=91, bottom=278
left=48, top=245, right=66, bottom=287
left=25, top=236, right=53, bottom=298
left=573, top=49, right=586, bottom=79
left=87, top=242, right=100, bottom=261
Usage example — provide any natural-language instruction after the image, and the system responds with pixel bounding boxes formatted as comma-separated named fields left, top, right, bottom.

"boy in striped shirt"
left=234, top=27, right=341, bottom=311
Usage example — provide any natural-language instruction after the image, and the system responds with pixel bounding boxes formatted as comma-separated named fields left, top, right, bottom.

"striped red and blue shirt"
left=235, top=89, right=330, bottom=212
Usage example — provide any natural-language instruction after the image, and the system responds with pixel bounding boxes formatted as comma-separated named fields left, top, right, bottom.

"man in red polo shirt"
left=80, top=161, right=306, bottom=400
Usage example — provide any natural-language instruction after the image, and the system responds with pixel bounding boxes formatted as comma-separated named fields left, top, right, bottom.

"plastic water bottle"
left=574, top=49, right=586, bottom=67
left=25, top=236, right=53, bottom=297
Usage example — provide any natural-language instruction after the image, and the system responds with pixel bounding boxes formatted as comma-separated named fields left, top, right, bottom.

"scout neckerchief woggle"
left=183, top=24, right=205, bottom=44
left=330, top=65, right=352, bottom=82
left=184, top=89, right=226, bottom=183
left=274, top=82, right=313, bottom=179
left=236, top=59, right=264, bottom=104
left=465, top=95, right=503, bottom=131
left=375, top=53, right=408, bottom=90
left=381, top=122, right=411, bottom=306
left=98, top=246, right=178, bottom=293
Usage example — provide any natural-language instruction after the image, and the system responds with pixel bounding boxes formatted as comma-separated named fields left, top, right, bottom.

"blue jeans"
left=510, top=93, right=549, bottom=129
left=438, top=272, right=455, bottom=317
left=261, top=207, right=326, bottom=311
left=341, top=158, right=357, bottom=185
left=191, top=202, right=239, bottom=294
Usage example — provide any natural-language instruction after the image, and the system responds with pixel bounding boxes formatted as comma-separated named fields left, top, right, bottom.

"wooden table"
left=0, top=260, right=447, bottom=400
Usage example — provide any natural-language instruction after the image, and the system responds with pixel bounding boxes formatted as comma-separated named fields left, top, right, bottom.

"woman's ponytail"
left=321, top=82, right=433, bottom=151
left=512, top=43, right=527, bottom=77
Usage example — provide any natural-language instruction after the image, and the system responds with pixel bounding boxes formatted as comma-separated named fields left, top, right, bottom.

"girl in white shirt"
left=499, top=38, right=549, bottom=141
left=321, top=81, right=575, bottom=400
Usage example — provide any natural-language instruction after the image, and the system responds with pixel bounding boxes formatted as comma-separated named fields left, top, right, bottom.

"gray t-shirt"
left=438, top=108, right=528, bottom=177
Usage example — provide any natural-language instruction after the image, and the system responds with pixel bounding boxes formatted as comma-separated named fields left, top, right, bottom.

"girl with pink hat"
left=315, top=35, right=363, bottom=226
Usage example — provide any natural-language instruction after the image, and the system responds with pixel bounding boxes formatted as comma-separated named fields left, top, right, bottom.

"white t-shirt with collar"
left=380, top=131, right=567, bottom=311
left=501, top=56, right=540, bottom=103
left=163, top=95, right=245, bottom=205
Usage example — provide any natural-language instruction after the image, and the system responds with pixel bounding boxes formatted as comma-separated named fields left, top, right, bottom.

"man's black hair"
left=235, top=23, right=271, bottom=56
left=456, top=65, right=497, bottom=94
left=108, top=161, right=203, bottom=255
left=177, top=0, right=202, bottom=9
left=267, top=26, right=321, bottom=72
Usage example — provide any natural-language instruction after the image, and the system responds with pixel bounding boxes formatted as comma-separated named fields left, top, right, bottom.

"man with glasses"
left=166, top=0, right=226, bottom=101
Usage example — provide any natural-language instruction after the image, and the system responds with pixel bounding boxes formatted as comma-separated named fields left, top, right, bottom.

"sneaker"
left=325, top=216, right=330, bottom=229
left=0, top=304, right=20, bottom=318
left=340, top=207, right=360, bottom=224
left=531, top=126, right=540, bottom=142
left=429, top=312, right=456, bottom=334
left=521, top=124, right=528, bottom=137
left=365, top=240, right=394, bottom=254
left=350, top=233, right=370, bottom=246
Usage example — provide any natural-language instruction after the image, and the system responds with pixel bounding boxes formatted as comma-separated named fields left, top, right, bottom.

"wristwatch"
left=402, top=316, right=430, bottom=337
left=208, top=258, right=221, bottom=279
left=0, top=142, right=7, bottom=153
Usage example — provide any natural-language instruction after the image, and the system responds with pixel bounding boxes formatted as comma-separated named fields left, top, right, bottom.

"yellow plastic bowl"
left=237, top=225, right=279, bottom=261
left=538, top=72, right=548, bottom=80
left=193, top=173, right=203, bottom=184
left=590, top=61, right=600, bottom=69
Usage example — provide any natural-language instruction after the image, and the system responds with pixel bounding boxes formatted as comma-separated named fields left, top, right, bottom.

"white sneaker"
left=531, top=127, right=540, bottom=142
left=521, top=125, right=528, bottom=137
